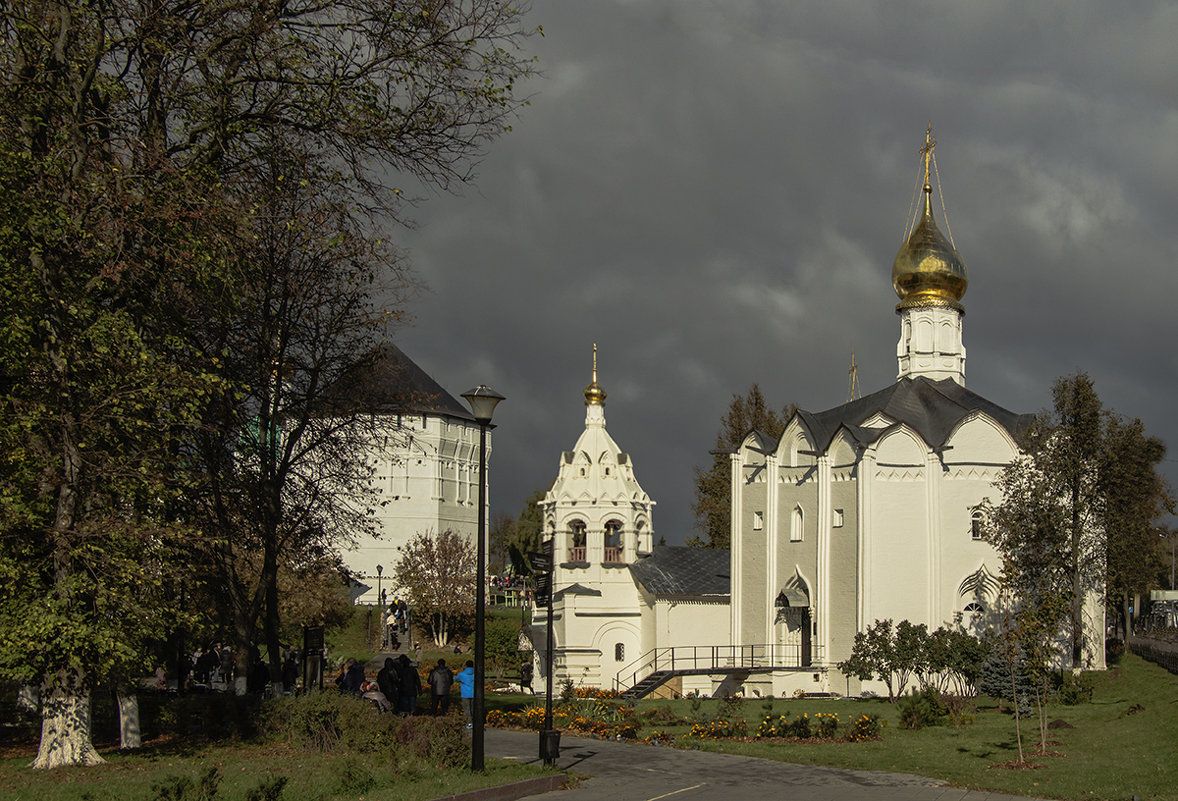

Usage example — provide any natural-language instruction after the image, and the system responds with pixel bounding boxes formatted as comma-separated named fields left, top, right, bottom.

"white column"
left=817, top=454, right=831, bottom=664
left=857, top=450, right=875, bottom=630
left=765, top=453, right=779, bottom=647
left=927, top=450, right=942, bottom=625
left=729, top=452, right=743, bottom=647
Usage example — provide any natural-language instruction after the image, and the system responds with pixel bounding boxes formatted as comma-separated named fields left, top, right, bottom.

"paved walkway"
left=486, top=729, right=1033, bottom=801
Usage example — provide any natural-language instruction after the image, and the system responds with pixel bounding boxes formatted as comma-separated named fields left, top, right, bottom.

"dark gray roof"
left=629, top=546, right=730, bottom=597
left=319, top=342, right=474, bottom=420
left=795, top=376, right=1035, bottom=454
left=553, top=583, right=602, bottom=600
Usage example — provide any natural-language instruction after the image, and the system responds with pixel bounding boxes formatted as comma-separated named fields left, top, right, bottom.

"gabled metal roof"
left=797, top=376, right=1034, bottom=454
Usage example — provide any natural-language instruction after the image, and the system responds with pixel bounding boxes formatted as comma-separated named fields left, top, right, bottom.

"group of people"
left=338, top=655, right=476, bottom=725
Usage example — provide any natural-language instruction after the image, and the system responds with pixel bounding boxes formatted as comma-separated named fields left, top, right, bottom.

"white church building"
left=536, top=130, right=1104, bottom=699
left=532, top=349, right=731, bottom=697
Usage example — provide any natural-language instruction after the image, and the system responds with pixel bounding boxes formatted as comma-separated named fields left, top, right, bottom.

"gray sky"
left=392, top=1, right=1178, bottom=544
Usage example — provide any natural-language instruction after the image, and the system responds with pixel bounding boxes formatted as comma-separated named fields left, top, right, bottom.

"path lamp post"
left=461, top=384, right=504, bottom=772
left=376, top=564, right=384, bottom=649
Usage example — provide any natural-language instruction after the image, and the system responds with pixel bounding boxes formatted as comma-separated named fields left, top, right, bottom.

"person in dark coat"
left=396, top=654, right=421, bottom=716
left=376, top=657, right=400, bottom=708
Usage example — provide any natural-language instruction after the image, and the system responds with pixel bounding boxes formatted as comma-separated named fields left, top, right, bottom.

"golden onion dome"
left=584, top=343, right=606, bottom=406
left=892, top=128, right=968, bottom=311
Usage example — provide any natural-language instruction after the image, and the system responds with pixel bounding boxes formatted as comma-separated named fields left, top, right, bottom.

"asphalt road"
left=486, top=729, right=1033, bottom=801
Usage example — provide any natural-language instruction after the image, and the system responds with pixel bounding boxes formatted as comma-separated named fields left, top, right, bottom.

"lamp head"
left=461, top=385, right=505, bottom=423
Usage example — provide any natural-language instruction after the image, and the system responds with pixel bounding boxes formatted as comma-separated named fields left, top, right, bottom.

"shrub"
left=898, top=687, right=947, bottom=730
left=1105, top=637, right=1126, bottom=665
left=848, top=713, right=881, bottom=742
left=390, top=715, right=468, bottom=768
left=1055, top=672, right=1095, bottom=705
left=812, top=711, right=839, bottom=739
left=262, top=691, right=382, bottom=751
left=941, top=694, right=976, bottom=727
left=261, top=692, right=466, bottom=767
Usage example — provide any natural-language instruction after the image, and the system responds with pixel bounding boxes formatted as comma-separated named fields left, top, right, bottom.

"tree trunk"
left=117, top=694, right=141, bottom=750
left=34, top=671, right=104, bottom=769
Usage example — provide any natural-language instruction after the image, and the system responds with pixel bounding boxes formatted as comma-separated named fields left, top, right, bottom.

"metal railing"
left=613, top=643, right=822, bottom=693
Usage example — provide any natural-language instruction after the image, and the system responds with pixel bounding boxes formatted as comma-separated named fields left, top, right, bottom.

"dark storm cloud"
left=392, top=1, right=1178, bottom=540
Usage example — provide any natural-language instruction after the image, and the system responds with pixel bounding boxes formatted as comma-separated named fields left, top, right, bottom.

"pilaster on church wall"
left=826, top=471, right=860, bottom=664
left=740, top=465, right=768, bottom=645
left=729, top=451, right=742, bottom=646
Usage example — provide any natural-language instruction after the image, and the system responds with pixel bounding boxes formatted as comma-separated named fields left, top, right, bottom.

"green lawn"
left=661, top=654, right=1177, bottom=801
left=0, top=739, right=547, bottom=801
left=483, top=652, right=1175, bottom=801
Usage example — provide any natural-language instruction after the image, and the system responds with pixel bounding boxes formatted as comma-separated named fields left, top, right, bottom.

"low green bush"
left=261, top=691, right=467, bottom=768
left=898, top=687, right=947, bottom=730
left=1055, top=671, right=1095, bottom=705
left=941, top=693, right=976, bottom=727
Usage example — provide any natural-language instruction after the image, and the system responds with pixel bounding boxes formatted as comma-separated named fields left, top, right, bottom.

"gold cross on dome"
left=920, top=123, right=936, bottom=188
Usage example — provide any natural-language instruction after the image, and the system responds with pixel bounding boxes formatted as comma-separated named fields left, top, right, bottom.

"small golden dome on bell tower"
left=584, top=343, right=607, bottom=406
left=892, top=125, right=968, bottom=311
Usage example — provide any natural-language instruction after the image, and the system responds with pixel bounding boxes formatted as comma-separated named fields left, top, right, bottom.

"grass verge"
left=0, top=740, right=547, bottom=801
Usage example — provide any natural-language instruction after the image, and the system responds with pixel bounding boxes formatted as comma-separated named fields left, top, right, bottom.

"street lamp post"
left=461, top=384, right=504, bottom=772
left=376, top=564, right=384, bottom=649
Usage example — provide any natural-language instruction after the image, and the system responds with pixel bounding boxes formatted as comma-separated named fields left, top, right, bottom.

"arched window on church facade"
left=790, top=505, right=804, bottom=542
left=970, top=510, right=984, bottom=540
left=604, top=520, right=623, bottom=563
left=568, top=520, right=586, bottom=562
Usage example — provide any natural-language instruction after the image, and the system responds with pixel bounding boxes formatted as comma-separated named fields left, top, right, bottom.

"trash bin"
left=540, top=728, right=561, bottom=763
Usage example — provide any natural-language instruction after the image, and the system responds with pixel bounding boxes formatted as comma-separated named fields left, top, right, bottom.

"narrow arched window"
left=615, top=643, right=625, bottom=662
left=790, top=506, right=804, bottom=542
left=971, top=510, right=984, bottom=540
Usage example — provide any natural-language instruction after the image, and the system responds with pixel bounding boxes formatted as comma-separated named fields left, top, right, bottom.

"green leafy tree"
left=1100, top=415, right=1172, bottom=637
left=489, top=489, right=545, bottom=577
left=983, top=373, right=1171, bottom=668
left=393, top=529, right=476, bottom=647
left=484, top=616, right=522, bottom=679
left=0, top=5, right=229, bottom=767
left=0, top=0, right=536, bottom=767
left=689, top=385, right=795, bottom=548
left=838, top=619, right=907, bottom=701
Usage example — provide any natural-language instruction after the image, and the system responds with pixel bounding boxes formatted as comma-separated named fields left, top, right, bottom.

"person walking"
left=428, top=659, right=454, bottom=716
left=456, top=659, right=475, bottom=729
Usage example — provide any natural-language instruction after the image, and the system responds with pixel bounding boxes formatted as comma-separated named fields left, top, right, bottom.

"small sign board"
left=303, top=625, right=325, bottom=652
left=529, top=551, right=552, bottom=573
